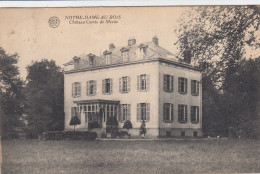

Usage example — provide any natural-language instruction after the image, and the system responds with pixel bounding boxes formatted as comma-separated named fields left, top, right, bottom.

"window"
left=86, top=80, right=96, bottom=96
left=83, top=104, right=97, bottom=123
left=102, top=78, right=112, bottom=94
left=163, top=74, right=174, bottom=92
left=193, top=131, right=198, bottom=137
left=191, top=106, right=199, bottom=123
left=178, top=104, right=187, bottom=123
left=119, top=76, right=130, bottom=93
left=72, top=82, right=81, bottom=98
left=163, top=103, right=174, bottom=122
left=181, top=131, right=185, bottom=137
left=103, top=104, right=118, bottom=122
left=140, top=47, right=147, bottom=58
left=89, top=57, right=94, bottom=67
left=122, top=51, right=129, bottom=62
left=137, top=103, right=150, bottom=121
left=119, top=104, right=131, bottom=122
left=137, top=74, right=150, bottom=91
left=178, top=77, right=187, bottom=94
left=71, top=107, right=80, bottom=121
left=191, top=80, right=199, bottom=96
left=105, top=54, right=111, bottom=65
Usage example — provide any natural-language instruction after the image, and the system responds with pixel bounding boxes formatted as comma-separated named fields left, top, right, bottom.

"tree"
left=24, top=59, right=64, bottom=136
left=69, top=116, right=81, bottom=131
left=0, top=47, right=24, bottom=138
left=123, top=120, right=133, bottom=130
left=175, top=6, right=260, bottom=138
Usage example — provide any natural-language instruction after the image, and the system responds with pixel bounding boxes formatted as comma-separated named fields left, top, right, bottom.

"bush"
left=123, top=120, right=133, bottom=130
left=106, top=116, right=118, bottom=138
left=69, top=116, right=81, bottom=131
left=88, top=121, right=100, bottom=130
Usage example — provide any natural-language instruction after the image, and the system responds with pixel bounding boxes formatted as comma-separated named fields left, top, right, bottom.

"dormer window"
left=103, top=50, right=112, bottom=65
left=73, top=56, right=80, bottom=69
left=139, top=44, right=148, bottom=59
left=120, top=47, right=129, bottom=62
left=88, top=53, right=95, bottom=67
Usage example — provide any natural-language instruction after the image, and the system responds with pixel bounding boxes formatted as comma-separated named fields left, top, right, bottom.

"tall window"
left=102, top=78, right=112, bottom=94
left=122, top=51, right=129, bottom=62
left=83, top=104, right=97, bottom=123
left=191, top=106, right=199, bottom=123
left=137, top=74, right=150, bottom=91
left=72, top=82, right=81, bottom=98
left=178, top=104, right=187, bottom=123
left=120, top=104, right=131, bottom=122
left=163, top=103, right=174, bottom=122
left=163, top=74, right=174, bottom=92
left=119, top=76, right=130, bottom=93
left=178, top=77, right=187, bottom=94
left=105, top=54, right=111, bottom=65
left=140, top=47, right=146, bottom=58
left=137, top=103, right=150, bottom=121
left=86, top=80, right=96, bottom=96
left=191, top=80, right=199, bottom=96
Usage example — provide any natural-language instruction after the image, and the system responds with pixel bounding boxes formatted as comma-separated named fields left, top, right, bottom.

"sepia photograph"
left=0, top=6, right=259, bottom=173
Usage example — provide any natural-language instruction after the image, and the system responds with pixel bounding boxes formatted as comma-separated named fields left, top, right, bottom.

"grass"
left=1, top=139, right=260, bottom=174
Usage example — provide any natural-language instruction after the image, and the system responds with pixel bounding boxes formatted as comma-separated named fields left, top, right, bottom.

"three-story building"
left=63, top=36, right=202, bottom=138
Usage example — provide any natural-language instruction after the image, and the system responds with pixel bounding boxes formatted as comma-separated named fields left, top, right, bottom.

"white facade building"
left=63, top=36, right=202, bottom=138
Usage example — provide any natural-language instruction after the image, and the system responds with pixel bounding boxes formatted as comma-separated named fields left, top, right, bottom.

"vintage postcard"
left=0, top=6, right=259, bottom=173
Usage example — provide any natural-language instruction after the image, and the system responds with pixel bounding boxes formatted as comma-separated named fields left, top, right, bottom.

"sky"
left=0, top=7, right=188, bottom=80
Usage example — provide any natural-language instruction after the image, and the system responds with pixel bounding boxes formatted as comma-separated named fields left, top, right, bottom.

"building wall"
left=158, top=62, right=202, bottom=137
left=64, top=61, right=160, bottom=136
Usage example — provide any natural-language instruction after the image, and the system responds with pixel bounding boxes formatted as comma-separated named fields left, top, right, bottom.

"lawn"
left=1, top=139, right=260, bottom=174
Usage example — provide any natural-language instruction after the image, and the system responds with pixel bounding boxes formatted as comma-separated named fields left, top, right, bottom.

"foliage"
left=123, top=120, right=133, bottom=130
left=88, top=121, right=100, bottom=130
left=175, top=6, right=260, bottom=138
left=106, top=116, right=118, bottom=137
left=69, top=116, right=81, bottom=126
left=0, top=47, right=24, bottom=138
left=24, top=59, right=64, bottom=136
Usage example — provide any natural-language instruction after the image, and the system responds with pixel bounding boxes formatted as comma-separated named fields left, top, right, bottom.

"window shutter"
left=178, top=105, right=181, bottom=122
left=76, top=107, right=80, bottom=121
left=118, top=105, right=121, bottom=122
left=171, top=76, right=174, bottom=92
left=137, top=75, right=140, bottom=91
left=191, top=106, right=194, bottom=122
left=185, top=105, right=187, bottom=122
left=146, top=103, right=150, bottom=121
left=178, top=78, right=181, bottom=93
left=191, top=80, right=195, bottom=95
left=127, top=77, right=131, bottom=92
left=93, top=81, right=96, bottom=95
left=72, top=83, right=75, bottom=97
left=171, top=104, right=174, bottom=121
left=196, top=82, right=199, bottom=95
left=86, top=81, right=89, bottom=96
left=184, top=79, right=187, bottom=94
left=197, top=107, right=199, bottom=122
left=78, top=83, right=81, bottom=97
left=110, top=78, right=113, bottom=94
left=146, top=74, right=150, bottom=91
left=163, top=75, right=167, bottom=91
left=163, top=103, right=166, bottom=121
left=119, top=77, right=122, bottom=93
left=127, top=104, right=131, bottom=121
left=71, top=107, right=75, bottom=118
left=102, top=79, right=105, bottom=94
left=137, top=103, right=140, bottom=121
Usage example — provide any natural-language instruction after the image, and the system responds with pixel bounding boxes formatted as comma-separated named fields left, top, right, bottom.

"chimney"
left=109, top=43, right=115, bottom=51
left=128, top=38, right=136, bottom=46
left=152, top=36, right=159, bottom=46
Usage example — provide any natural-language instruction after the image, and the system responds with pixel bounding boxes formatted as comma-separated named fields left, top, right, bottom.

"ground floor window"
left=193, top=131, right=198, bottom=137
left=120, top=104, right=131, bottom=122
left=191, top=106, right=199, bottom=123
left=83, top=104, right=98, bottom=123
left=163, top=103, right=174, bottom=122
left=137, top=103, right=150, bottom=121
left=181, top=131, right=185, bottom=137
left=178, top=104, right=187, bottom=123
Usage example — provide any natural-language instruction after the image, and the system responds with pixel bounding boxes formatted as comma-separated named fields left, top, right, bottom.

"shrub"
left=123, top=120, right=133, bottom=130
left=106, top=116, right=118, bottom=138
left=69, top=116, right=81, bottom=131
left=88, top=121, right=100, bottom=130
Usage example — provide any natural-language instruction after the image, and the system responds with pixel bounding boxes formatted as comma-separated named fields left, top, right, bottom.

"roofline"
left=74, top=99, right=120, bottom=104
left=64, top=58, right=201, bottom=74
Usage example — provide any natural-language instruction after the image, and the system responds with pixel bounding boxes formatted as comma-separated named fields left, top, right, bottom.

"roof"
left=64, top=38, right=193, bottom=71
